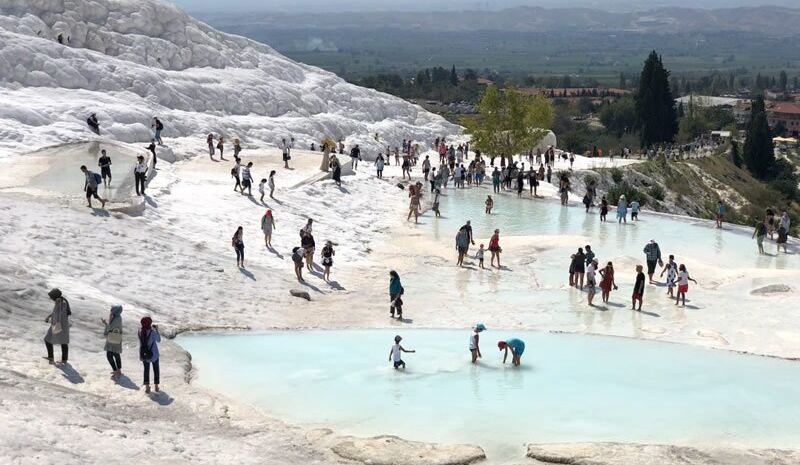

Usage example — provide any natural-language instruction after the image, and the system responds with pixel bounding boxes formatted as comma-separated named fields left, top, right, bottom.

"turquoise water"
left=179, top=330, right=800, bottom=462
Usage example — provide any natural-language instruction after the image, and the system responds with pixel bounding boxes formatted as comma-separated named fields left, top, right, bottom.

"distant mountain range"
left=203, top=6, right=800, bottom=37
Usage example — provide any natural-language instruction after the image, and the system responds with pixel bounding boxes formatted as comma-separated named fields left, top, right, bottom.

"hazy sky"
left=172, top=0, right=793, bottom=14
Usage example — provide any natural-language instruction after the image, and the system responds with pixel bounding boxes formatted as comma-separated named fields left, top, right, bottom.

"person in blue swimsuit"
left=498, top=338, right=525, bottom=367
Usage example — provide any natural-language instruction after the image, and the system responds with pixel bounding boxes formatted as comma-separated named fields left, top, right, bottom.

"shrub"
left=583, top=174, right=598, bottom=189
left=648, top=184, right=666, bottom=202
left=609, top=167, right=624, bottom=184
left=607, top=181, right=648, bottom=207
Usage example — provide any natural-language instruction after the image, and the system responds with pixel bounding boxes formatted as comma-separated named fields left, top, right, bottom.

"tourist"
left=498, top=338, right=525, bottom=367
left=456, top=226, right=469, bottom=267
left=584, top=245, right=595, bottom=266
left=241, top=162, right=254, bottom=196
left=599, top=261, right=617, bottom=303
left=582, top=193, right=592, bottom=212
left=80, top=165, right=107, bottom=208
left=268, top=170, right=276, bottom=199
left=488, top=229, right=502, bottom=268
left=660, top=255, right=678, bottom=298
left=617, top=195, right=628, bottom=223
left=261, top=209, right=276, bottom=247
left=432, top=189, right=441, bottom=217
left=766, top=209, right=776, bottom=239
left=87, top=113, right=100, bottom=134
left=777, top=211, right=790, bottom=253
left=546, top=165, right=552, bottom=184
left=675, top=264, right=698, bottom=307
left=330, top=154, right=342, bottom=187
left=715, top=201, right=726, bottom=228
left=422, top=155, right=431, bottom=180
left=402, top=156, right=411, bottom=179
left=475, top=244, right=486, bottom=269
left=571, top=248, right=586, bottom=288
left=230, top=158, right=242, bottom=192
left=485, top=195, right=494, bottom=214
left=389, top=270, right=404, bottom=319
left=281, top=138, right=291, bottom=169
left=389, top=335, right=415, bottom=370
left=470, top=323, right=486, bottom=363
left=350, top=144, right=361, bottom=169
left=643, top=239, right=663, bottom=283
left=152, top=117, right=164, bottom=145
left=461, top=220, right=475, bottom=251
left=630, top=199, right=640, bottom=221
left=232, top=226, right=244, bottom=268
left=291, top=246, right=305, bottom=282
left=258, top=178, right=267, bottom=203
left=528, top=167, right=538, bottom=196
left=138, top=316, right=161, bottom=394
left=98, top=149, right=112, bottom=188
left=569, top=153, right=575, bottom=169
left=516, top=169, right=524, bottom=197
left=145, top=139, right=157, bottom=168
left=375, top=153, right=385, bottom=179
left=321, top=241, right=335, bottom=282
left=407, top=189, right=420, bottom=223
left=752, top=220, right=767, bottom=254
left=101, top=305, right=123, bottom=378
left=207, top=134, right=215, bottom=158
left=217, top=136, right=225, bottom=160
left=233, top=138, right=242, bottom=158
left=632, top=264, right=645, bottom=311
left=134, top=155, right=148, bottom=196
left=301, top=229, right=316, bottom=272
left=43, top=288, right=70, bottom=365
left=301, top=218, right=313, bottom=235
left=586, top=259, right=598, bottom=306
left=600, top=196, right=608, bottom=222
left=491, top=167, right=501, bottom=193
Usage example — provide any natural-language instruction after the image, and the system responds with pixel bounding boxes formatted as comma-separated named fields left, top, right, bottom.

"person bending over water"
left=498, top=338, right=525, bottom=367
left=390, top=335, right=415, bottom=370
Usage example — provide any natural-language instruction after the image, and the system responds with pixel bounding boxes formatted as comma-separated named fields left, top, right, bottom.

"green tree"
left=635, top=50, right=678, bottom=147
left=463, top=86, right=554, bottom=164
left=600, top=95, right=636, bottom=137
left=743, top=96, right=774, bottom=179
left=449, top=65, right=458, bottom=86
left=730, top=140, right=742, bottom=168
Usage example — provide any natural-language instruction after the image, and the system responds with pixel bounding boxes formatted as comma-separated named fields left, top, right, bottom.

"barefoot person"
left=389, top=270, right=404, bottom=319
left=101, top=305, right=123, bottom=378
left=643, top=239, right=663, bottom=283
left=80, top=165, right=107, bottom=208
left=586, top=259, right=598, bottom=306
left=291, top=246, right=305, bottom=282
left=498, top=338, right=525, bottom=367
left=488, top=229, right=502, bottom=268
left=321, top=241, right=335, bottom=282
left=389, top=335, right=415, bottom=370
left=232, top=226, right=244, bottom=268
left=261, top=209, right=276, bottom=247
left=138, top=317, right=161, bottom=394
left=675, top=264, right=698, bottom=307
left=660, top=255, right=678, bottom=298
left=98, top=149, right=112, bottom=187
left=632, top=264, right=645, bottom=311
left=469, top=323, right=486, bottom=363
left=485, top=195, right=494, bottom=214
left=475, top=244, right=486, bottom=269
left=599, top=261, right=617, bottom=304
left=43, top=288, right=70, bottom=365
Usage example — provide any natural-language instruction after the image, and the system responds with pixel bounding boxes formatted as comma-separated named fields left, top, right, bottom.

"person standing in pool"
left=488, top=229, right=502, bottom=268
left=261, top=209, right=276, bottom=248
left=715, top=201, right=726, bottom=229
left=389, top=270, right=404, bottom=319
left=660, top=255, right=678, bottom=298
left=571, top=247, right=586, bottom=288
left=643, top=239, right=663, bottom=284
left=455, top=226, right=469, bottom=267
left=752, top=220, right=767, bottom=254
left=632, top=264, right=645, bottom=311
left=491, top=167, right=501, bottom=193
left=470, top=323, right=486, bottom=363
left=389, top=335, right=415, bottom=370
left=617, top=195, right=628, bottom=224
left=600, top=196, right=608, bottom=222
left=98, top=149, right=112, bottom=188
left=80, top=165, right=107, bottom=208
left=675, top=264, right=697, bottom=307
left=422, top=155, right=431, bottom=180
left=586, top=259, right=598, bottom=306
left=232, top=226, right=244, bottom=268
left=407, top=190, right=421, bottom=223
left=461, top=221, right=475, bottom=252
left=498, top=338, right=525, bottom=367
left=777, top=210, right=790, bottom=254
left=485, top=195, right=494, bottom=214
left=599, top=261, right=617, bottom=304
left=629, top=199, right=640, bottom=221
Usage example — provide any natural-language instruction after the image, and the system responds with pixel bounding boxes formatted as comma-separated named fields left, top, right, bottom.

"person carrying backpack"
left=80, top=165, right=106, bottom=208
left=138, top=317, right=161, bottom=394
left=152, top=117, right=164, bottom=145
left=44, top=288, right=71, bottom=365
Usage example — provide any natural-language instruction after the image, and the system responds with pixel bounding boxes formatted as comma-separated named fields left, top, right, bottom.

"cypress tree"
left=743, top=95, right=774, bottom=179
left=449, top=65, right=458, bottom=86
left=730, top=140, right=742, bottom=168
left=635, top=50, right=678, bottom=148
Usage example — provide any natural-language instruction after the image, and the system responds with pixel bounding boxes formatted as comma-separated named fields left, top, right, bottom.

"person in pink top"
left=488, top=229, right=502, bottom=268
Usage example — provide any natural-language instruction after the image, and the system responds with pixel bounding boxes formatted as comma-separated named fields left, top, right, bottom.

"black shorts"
left=242, top=179, right=251, bottom=189
left=101, top=167, right=111, bottom=178
left=85, top=187, right=98, bottom=199
left=647, top=260, right=657, bottom=274
left=631, top=212, right=638, bottom=219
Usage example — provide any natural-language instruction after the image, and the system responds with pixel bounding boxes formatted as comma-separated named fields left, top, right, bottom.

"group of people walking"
left=43, top=288, right=162, bottom=394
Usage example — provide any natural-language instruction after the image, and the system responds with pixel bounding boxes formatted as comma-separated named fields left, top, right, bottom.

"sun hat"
left=475, top=323, right=486, bottom=332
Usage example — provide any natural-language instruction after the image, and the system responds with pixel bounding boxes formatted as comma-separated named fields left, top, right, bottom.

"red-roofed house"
left=768, top=102, right=800, bottom=136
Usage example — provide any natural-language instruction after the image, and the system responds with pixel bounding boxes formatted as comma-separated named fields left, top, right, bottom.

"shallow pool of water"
left=179, top=329, right=800, bottom=462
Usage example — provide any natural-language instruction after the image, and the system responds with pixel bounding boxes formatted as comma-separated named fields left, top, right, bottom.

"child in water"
left=485, top=195, right=494, bottom=214
left=632, top=264, right=645, bottom=311
left=475, top=244, right=485, bottom=269
left=432, top=189, right=441, bottom=217
left=389, top=335, right=415, bottom=370
left=660, top=255, right=677, bottom=298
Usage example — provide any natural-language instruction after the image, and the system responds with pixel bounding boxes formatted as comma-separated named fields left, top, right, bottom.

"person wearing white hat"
left=469, top=323, right=486, bottom=363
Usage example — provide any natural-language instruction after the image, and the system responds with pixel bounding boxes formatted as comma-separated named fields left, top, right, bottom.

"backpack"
left=155, top=120, right=163, bottom=130
left=93, top=172, right=102, bottom=185
left=231, top=167, right=238, bottom=177
left=140, top=332, right=153, bottom=360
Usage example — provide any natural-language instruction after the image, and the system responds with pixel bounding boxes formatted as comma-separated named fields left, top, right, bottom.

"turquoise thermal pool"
left=179, top=329, right=800, bottom=462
